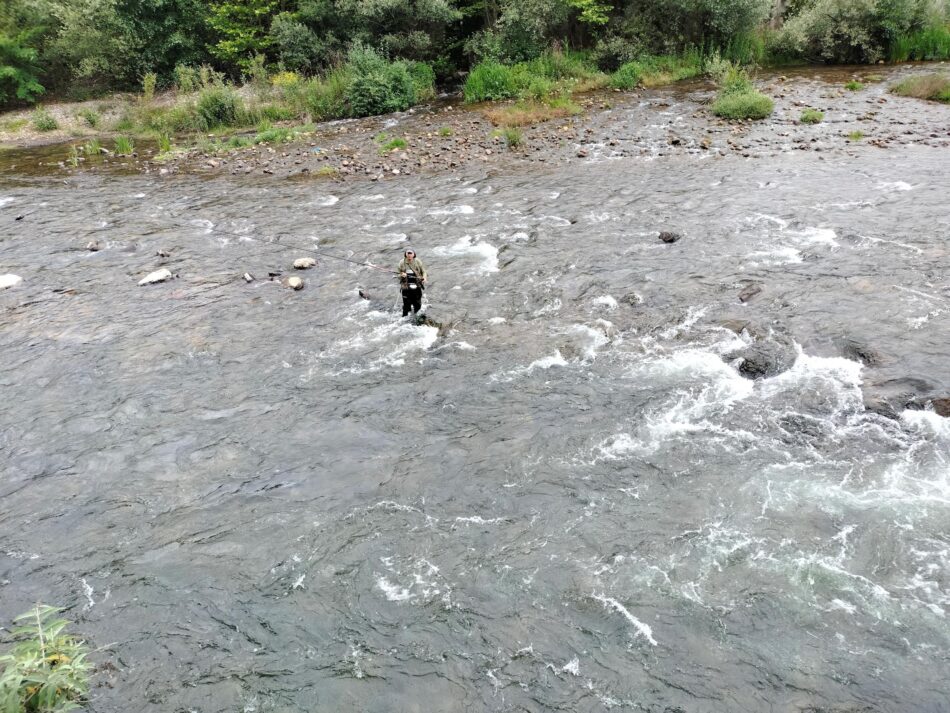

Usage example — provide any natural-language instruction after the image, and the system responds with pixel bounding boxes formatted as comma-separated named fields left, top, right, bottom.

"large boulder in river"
left=0, top=274, right=23, bottom=290
left=933, top=399, right=950, bottom=417
left=726, top=332, right=797, bottom=380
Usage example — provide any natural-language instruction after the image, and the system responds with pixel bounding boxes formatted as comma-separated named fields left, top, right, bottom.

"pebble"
left=287, top=276, right=304, bottom=291
left=293, top=257, right=316, bottom=270
left=138, top=268, right=173, bottom=286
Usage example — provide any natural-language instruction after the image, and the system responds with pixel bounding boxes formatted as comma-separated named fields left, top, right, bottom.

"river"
left=1, top=82, right=949, bottom=712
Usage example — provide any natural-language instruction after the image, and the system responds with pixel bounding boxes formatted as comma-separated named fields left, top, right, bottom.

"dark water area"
left=1, top=86, right=949, bottom=713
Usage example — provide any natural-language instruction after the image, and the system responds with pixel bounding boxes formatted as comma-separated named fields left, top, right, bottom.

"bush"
left=464, top=61, right=519, bottom=102
left=115, top=136, right=134, bottom=155
left=142, top=72, right=157, bottom=103
left=0, top=605, right=91, bottom=713
left=195, top=86, right=239, bottom=129
left=304, top=70, right=349, bottom=121
left=78, top=108, right=100, bottom=128
left=501, top=126, right=523, bottom=147
left=712, top=90, right=774, bottom=119
left=407, top=62, right=436, bottom=102
left=845, top=80, right=865, bottom=90
left=344, top=44, right=416, bottom=117
left=775, top=0, right=935, bottom=63
left=800, top=108, right=824, bottom=123
left=610, top=61, right=642, bottom=89
left=31, top=108, right=58, bottom=131
left=174, top=64, right=199, bottom=93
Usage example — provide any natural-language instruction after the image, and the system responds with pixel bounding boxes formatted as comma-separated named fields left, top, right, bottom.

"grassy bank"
left=890, top=73, right=950, bottom=103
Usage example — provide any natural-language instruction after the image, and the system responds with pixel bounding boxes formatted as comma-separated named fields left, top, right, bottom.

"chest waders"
left=402, top=269, right=424, bottom=317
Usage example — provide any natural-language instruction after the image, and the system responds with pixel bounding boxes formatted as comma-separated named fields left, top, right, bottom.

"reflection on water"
left=1, top=136, right=949, bottom=712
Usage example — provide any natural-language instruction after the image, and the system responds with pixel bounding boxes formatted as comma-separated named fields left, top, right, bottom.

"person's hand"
left=399, top=272, right=406, bottom=277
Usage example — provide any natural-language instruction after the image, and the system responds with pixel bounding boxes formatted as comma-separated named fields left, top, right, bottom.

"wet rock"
left=861, top=377, right=934, bottom=418
left=658, top=231, right=682, bottom=244
left=728, top=335, right=797, bottom=380
left=293, top=257, right=316, bottom=270
left=738, top=284, right=762, bottom=303
left=933, top=399, right=950, bottom=417
left=86, top=241, right=102, bottom=252
left=620, top=292, right=643, bottom=307
left=243, top=272, right=254, bottom=283
left=156, top=249, right=170, bottom=258
left=0, top=274, right=23, bottom=290
left=839, top=338, right=884, bottom=366
left=138, top=268, right=173, bottom=286
left=287, top=276, right=304, bottom=291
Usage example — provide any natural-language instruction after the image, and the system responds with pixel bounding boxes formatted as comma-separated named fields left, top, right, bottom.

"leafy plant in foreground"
left=0, top=605, right=91, bottom=713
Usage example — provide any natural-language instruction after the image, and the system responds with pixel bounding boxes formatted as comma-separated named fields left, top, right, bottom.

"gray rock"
left=658, top=231, right=682, bottom=243
left=727, top=333, right=797, bottom=380
left=293, top=257, right=316, bottom=270
left=287, top=276, right=304, bottom=290
left=738, top=284, right=762, bottom=303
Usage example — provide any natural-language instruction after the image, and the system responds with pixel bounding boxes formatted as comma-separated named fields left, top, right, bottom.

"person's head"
left=404, top=248, right=416, bottom=260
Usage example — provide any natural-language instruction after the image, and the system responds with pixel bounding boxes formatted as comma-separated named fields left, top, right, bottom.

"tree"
left=0, top=32, right=45, bottom=106
left=208, top=0, right=281, bottom=70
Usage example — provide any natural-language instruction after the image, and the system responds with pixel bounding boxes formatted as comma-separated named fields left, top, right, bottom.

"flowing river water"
left=2, top=75, right=950, bottom=712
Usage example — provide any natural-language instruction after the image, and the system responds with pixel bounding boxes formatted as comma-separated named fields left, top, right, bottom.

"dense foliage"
left=1, top=0, right=948, bottom=109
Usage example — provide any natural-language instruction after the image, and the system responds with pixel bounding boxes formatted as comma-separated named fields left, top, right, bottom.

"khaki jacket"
left=397, top=257, right=427, bottom=289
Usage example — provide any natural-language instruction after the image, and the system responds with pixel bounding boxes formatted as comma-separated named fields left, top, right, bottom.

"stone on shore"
left=0, top=274, right=23, bottom=290
left=138, top=268, right=173, bottom=285
left=287, top=276, right=304, bottom=290
left=293, top=257, right=316, bottom=270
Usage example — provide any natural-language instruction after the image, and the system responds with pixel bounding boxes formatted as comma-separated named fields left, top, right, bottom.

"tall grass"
left=890, top=25, right=950, bottom=62
left=890, top=73, right=950, bottom=103
left=464, top=50, right=605, bottom=103
left=610, top=52, right=704, bottom=90
left=31, top=108, right=58, bottom=131
left=114, top=136, right=134, bottom=155
left=711, top=65, right=773, bottom=120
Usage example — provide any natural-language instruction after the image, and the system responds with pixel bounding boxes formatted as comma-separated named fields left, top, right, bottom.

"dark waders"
left=402, top=269, right=423, bottom=317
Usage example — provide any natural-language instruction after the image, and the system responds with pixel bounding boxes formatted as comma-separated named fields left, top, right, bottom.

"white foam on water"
left=745, top=247, right=803, bottom=266
left=0, top=197, right=14, bottom=208
left=490, top=351, right=568, bottom=382
left=748, top=213, right=789, bottom=229
left=561, top=658, right=581, bottom=676
left=538, top=215, right=572, bottom=227
left=454, top=515, right=503, bottom=526
left=569, top=324, right=611, bottom=360
left=362, top=194, right=386, bottom=202
left=432, top=235, right=498, bottom=274
left=791, top=226, right=839, bottom=247
left=190, top=218, right=214, bottom=234
left=488, top=317, right=507, bottom=324
left=311, top=195, right=339, bottom=207
left=593, top=295, right=619, bottom=310
left=428, top=204, right=474, bottom=216
left=597, top=433, right=639, bottom=460
left=592, top=593, right=658, bottom=645
left=310, top=320, right=439, bottom=376
left=857, top=234, right=923, bottom=254
left=878, top=181, right=914, bottom=192
left=292, top=574, right=306, bottom=590
left=0, top=274, right=23, bottom=290
left=377, top=576, right=414, bottom=601
left=502, top=231, right=531, bottom=242
left=81, top=578, right=95, bottom=610
left=658, top=306, right=708, bottom=340
left=902, top=409, right=950, bottom=440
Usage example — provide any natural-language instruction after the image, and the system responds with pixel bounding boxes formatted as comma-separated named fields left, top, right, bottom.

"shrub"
left=848, top=130, right=865, bottom=140
left=464, top=61, right=519, bottom=102
left=31, top=108, right=58, bottom=131
left=0, top=605, right=91, bottom=713
left=195, top=86, right=239, bottom=129
left=158, top=134, right=172, bottom=153
left=845, top=80, right=865, bottom=91
left=174, top=64, right=199, bottom=93
left=142, top=72, right=157, bottom=103
left=438, top=126, right=452, bottom=136
left=78, top=108, right=100, bottom=128
left=271, top=71, right=300, bottom=89
left=379, top=137, right=408, bottom=153
left=344, top=44, right=416, bottom=117
left=407, top=62, right=436, bottom=102
left=304, top=70, right=349, bottom=121
left=890, top=73, right=950, bottom=102
left=610, top=61, right=642, bottom=89
left=712, top=90, right=774, bottom=119
left=501, top=126, right=523, bottom=147
left=800, top=108, right=824, bottom=123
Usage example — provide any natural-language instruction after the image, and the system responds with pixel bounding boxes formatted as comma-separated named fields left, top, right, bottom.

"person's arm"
left=418, top=260, right=428, bottom=283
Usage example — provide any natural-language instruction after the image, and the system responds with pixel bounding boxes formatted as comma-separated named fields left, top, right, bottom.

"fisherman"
left=397, top=248, right=428, bottom=317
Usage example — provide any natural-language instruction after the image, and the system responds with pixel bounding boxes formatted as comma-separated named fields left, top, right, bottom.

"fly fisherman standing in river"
left=398, top=248, right=428, bottom=317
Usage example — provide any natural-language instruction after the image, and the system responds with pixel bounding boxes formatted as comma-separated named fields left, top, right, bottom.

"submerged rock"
left=933, top=398, right=950, bottom=418
left=0, top=274, right=23, bottom=290
left=138, top=268, right=173, bottom=286
left=658, top=231, right=682, bottom=244
left=86, top=241, right=101, bottom=252
left=293, top=257, right=316, bottom=270
left=839, top=338, right=884, bottom=367
left=620, top=292, right=643, bottom=307
left=738, top=284, right=762, bottom=303
left=287, top=276, right=304, bottom=290
left=243, top=272, right=254, bottom=283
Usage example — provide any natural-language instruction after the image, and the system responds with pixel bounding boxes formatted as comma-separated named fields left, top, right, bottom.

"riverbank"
left=3, top=63, right=949, bottom=183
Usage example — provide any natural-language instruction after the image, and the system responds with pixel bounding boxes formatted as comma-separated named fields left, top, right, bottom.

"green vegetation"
left=0, top=605, right=91, bottom=713
left=711, top=65, right=773, bottom=120
left=379, top=137, right=408, bottom=153
left=115, top=135, right=134, bottom=155
left=500, top=126, right=523, bottom=148
left=77, top=109, right=99, bottom=128
left=890, top=73, right=950, bottom=103
left=799, top=108, right=824, bottom=124
left=890, top=24, right=950, bottom=62
left=67, top=144, right=80, bottom=167
left=483, top=95, right=582, bottom=126
left=845, top=80, right=865, bottom=91
left=438, top=126, right=453, bottom=137
left=31, top=108, right=57, bottom=131
left=0, top=32, right=44, bottom=104
left=83, top=138, right=101, bottom=156
left=142, top=72, right=158, bottom=103
left=848, top=130, right=865, bottom=140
